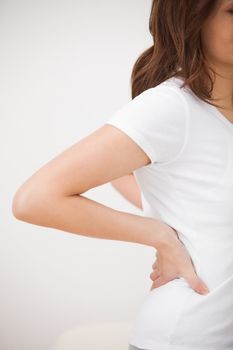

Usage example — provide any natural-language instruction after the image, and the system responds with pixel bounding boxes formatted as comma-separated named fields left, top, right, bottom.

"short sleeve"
left=105, top=86, right=188, bottom=165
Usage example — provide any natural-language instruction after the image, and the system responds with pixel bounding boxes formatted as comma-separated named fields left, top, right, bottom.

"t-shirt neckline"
left=203, top=102, right=233, bottom=131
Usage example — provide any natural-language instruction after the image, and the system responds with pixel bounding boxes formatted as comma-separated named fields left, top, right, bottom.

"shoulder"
left=136, top=77, right=190, bottom=108
left=135, top=79, right=190, bottom=126
left=106, top=77, right=190, bottom=164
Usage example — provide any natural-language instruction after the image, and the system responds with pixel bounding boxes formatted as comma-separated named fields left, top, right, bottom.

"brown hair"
left=131, top=0, right=224, bottom=109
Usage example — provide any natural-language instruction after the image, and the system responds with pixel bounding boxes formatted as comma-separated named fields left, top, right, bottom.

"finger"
left=152, top=260, right=158, bottom=269
left=150, top=276, right=167, bottom=289
left=185, top=274, right=210, bottom=295
left=150, top=276, right=179, bottom=291
left=150, top=269, right=160, bottom=281
left=150, top=279, right=160, bottom=291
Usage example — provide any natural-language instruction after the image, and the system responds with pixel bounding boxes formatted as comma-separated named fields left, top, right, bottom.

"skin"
left=201, top=0, right=233, bottom=121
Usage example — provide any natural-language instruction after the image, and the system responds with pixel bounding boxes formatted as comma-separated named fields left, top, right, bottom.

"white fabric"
left=105, top=76, right=233, bottom=350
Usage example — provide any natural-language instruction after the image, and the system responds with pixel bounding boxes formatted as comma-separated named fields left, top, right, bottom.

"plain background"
left=1, top=0, right=157, bottom=349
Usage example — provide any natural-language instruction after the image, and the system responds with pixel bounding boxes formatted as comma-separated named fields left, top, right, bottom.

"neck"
left=208, top=65, right=233, bottom=112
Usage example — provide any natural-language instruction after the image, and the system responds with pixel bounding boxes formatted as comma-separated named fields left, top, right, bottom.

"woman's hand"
left=149, top=225, right=210, bottom=295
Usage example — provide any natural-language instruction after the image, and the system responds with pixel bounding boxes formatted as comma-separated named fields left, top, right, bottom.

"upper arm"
left=15, top=85, right=187, bottom=198
left=15, top=123, right=152, bottom=197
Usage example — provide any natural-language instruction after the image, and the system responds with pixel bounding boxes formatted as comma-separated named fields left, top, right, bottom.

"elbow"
left=12, top=186, right=36, bottom=221
left=12, top=184, right=52, bottom=223
left=12, top=187, right=28, bottom=220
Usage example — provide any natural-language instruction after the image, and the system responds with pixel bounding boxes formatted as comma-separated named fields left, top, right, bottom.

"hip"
left=129, top=274, right=233, bottom=349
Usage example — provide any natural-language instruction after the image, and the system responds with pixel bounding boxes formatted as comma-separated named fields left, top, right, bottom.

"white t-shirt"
left=105, top=76, right=233, bottom=350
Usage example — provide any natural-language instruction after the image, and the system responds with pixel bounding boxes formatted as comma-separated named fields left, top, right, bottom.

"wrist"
left=148, top=218, right=179, bottom=249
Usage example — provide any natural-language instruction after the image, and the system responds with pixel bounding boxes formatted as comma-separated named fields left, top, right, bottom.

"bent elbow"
left=12, top=186, right=35, bottom=221
left=12, top=185, right=51, bottom=222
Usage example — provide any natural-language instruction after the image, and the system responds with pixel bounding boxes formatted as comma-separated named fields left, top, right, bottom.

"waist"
left=177, top=230, right=233, bottom=291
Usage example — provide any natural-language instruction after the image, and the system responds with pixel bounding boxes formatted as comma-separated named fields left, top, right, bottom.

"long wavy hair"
left=131, top=0, right=224, bottom=109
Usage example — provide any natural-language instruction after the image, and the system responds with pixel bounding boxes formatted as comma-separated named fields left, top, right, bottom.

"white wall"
left=0, top=1, right=156, bottom=349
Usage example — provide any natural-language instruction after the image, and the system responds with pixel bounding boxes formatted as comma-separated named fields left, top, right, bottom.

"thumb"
left=186, top=274, right=210, bottom=295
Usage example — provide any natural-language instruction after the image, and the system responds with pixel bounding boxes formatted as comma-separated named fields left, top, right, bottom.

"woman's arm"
left=110, top=173, right=142, bottom=210
left=11, top=124, right=173, bottom=249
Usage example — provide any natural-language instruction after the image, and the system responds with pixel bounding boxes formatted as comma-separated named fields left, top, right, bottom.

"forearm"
left=14, top=192, right=168, bottom=249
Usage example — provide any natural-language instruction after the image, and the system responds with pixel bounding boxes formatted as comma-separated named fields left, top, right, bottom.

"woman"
left=12, top=0, right=233, bottom=349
